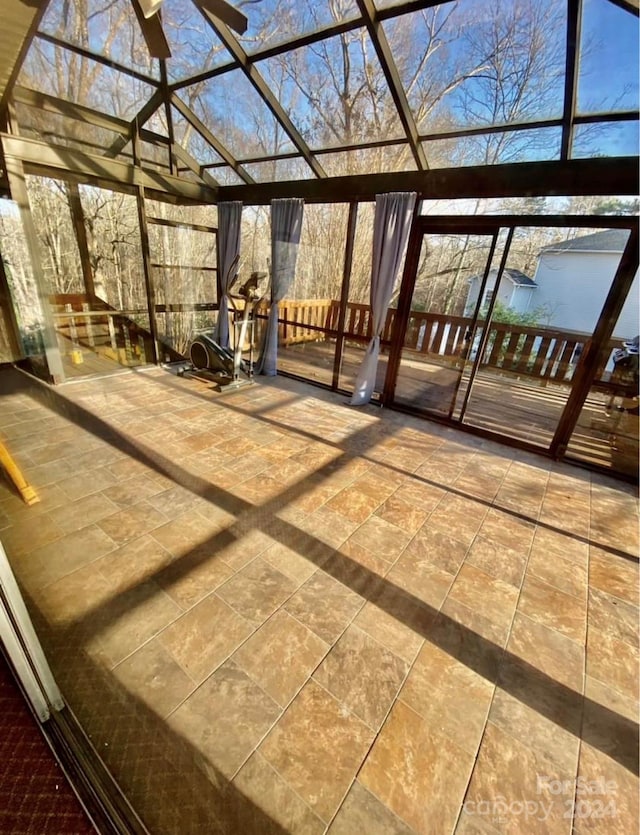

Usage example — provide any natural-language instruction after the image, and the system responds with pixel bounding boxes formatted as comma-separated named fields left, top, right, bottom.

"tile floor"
left=0, top=365, right=638, bottom=835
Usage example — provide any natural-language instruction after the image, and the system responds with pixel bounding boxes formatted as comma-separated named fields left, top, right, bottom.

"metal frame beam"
left=105, top=89, right=164, bottom=158
left=198, top=14, right=327, bottom=178
left=217, top=155, right=639, bottom=204
left=561, top=0, right=582, bottom=160
left=35, top=33, right=160, bottom=88
left=356, top=0, right=427, bottom=170
left=1, top=133, right=218, bottom=203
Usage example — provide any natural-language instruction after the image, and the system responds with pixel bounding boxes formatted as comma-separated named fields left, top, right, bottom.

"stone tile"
left=156, top=548, right=234, bottom=610
left=478, top=508, right=535, bottom=553
left=426, top=494, right=488, bottom=545
left=328, top=781, right=415, bottom=835
left=160, top=593, right=253, bottom=683
left=50, top=492, right=121, bottom=534
left=440, top=596, right=509, bottom=647
left=150, top=509, right=228, bottom=558
left=518, top=575, right=587, bottom=643
left=374, top=494, right=428, bottom=534
left=260, top=680, right=374, bottom=823
left=1, top=513, right=64, bottom=558
left=349, top=515, right=413, bottom=563
left=97, top=501, right=168, bottom=546
left=399, top=639, right=494, bottom=756
left=507, top=613, right=584, bottom=692
left=145, top=485, right=200, bottom=518
left=359, top=700, right=475, bottom=834
left=581, top=680, right=639, bottom=775
left=260, top=542, right=318, bottom=584
left=90, top=580, right=182, bottom=668
left=298, top=507, right=361, bottom=549
left=589, top=548, right=639, bottom=606
left=233, top=610, right=328, bottom=707
left=284, top=571, right=363, bottom=644
left=94, top=533, right=174, bottom=591
left=314, top=625, right=408, bottom=730
left=530, top=526, right=588, bottom=567
left=461, top=722, right=574, bottom=835
left=113, top=638, right=195, bottom=718
left=429, top=613, right=502, bottom=683
left=100, top=475, right=165, bottom=508
left=573, top=743, right=638, bottom=835
left=392, top=479, right=446, bottom=513
left=169, top=661, right=281, bottom=780
left=488, top=686, right=580, bottom=773
left=57, top=467, right=119, bottom=500
left=217, top=557, right=297, bottom=627
left=20, top=524, right=116, bottom=589
left=447, top=564, right=519, bottom=641
left=402, top=525, right=469, bottom=574
left=466, top=536, right=528, bottom=588
left=322, top=539, right=388, bottom=597
left=586, top=626, right=639, bottom=702
left=526, top=548, right=588, bottom=600
left=325, top=485, right=382, bottom=524
left=387, top=550, right=454, bottom=611
left=354, top=583, right=430, bottom=665
left=588, top=588, right=638, bottom=648
left=32, top=561, right=117, bottom=627
left=233, top=753, right=325, bottom=835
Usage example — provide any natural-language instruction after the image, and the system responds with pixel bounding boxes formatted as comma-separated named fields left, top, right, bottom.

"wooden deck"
left=277, top=340, right=638, bottom=478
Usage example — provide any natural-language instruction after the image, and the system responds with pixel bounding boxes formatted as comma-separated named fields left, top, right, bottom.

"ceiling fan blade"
left=193, top=0, right=248, bottom=35
left=137, top=0, right=164, bottom=18
left=131, top=0, right=171, bottom=59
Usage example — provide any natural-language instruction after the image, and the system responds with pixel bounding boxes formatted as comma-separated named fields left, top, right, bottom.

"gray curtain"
left=258, top=198, right=304, bottom=376
left=350, top=192, right=417, bottom=406
left=214, top=201, right=242, bottom=348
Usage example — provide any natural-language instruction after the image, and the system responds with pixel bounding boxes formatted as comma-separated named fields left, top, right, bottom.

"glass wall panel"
left=149, top=223, right=217, bottom=357
left=462, top=226, right=631, bottom=448
left=394, top=230, right=506, bottom=417
left=0, top=202, right=50, bottom=377
left=337, top=202, right=380, bottom=395
left=572, top=121, right=640, bottom=159
left=566, top=303, right=639, bottom=479
left=276, top=204, right=348, bottom=386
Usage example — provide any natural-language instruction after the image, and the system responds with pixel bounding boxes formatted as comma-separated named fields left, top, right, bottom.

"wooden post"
left=67, top=182, right=97, bottom=300
left=133, top=129, right=161, bottom=364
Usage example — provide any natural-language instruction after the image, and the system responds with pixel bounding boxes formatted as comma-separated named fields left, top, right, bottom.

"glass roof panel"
left=384, top=0, right=566, bottom=135
left=240, top=0, right=360, bottom=55
left=577, top=0, right=639, bottom=114
left=424, top=127, right=562, bottom=168
left=572, top=121, right=640, bottom=158
left=19, top=39, right=157, bottom=120
left=205, top=166, right=245, bottom=186
left=14, top=102, right=122, bottom=156
left=242, top=158, right=316, bottom=182
left=184, top=69, right=295, bottom=158
left=257, top=28, right=403, bottom=149
left=163, top=0, right=231, bottom=83
left=171, top=108, right=225, bottom=165
left=39, top=0, right=158, bottom=79
left=319, top=144, right=415, bottom=177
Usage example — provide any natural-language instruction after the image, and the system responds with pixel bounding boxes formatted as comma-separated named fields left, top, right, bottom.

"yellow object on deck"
left=0, top=441, right=40, bottom=506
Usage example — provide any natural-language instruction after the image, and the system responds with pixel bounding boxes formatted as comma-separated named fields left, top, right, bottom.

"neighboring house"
left=464, top=268, right=537, bottom=316
left=531, top=229, right=639, bottom=339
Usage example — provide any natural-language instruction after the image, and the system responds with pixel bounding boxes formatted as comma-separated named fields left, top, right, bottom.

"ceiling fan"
left=132, top=0, right=248, bottom=59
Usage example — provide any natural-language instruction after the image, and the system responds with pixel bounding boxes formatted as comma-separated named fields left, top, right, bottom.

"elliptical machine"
left=187, top=258, right=267, bottom=390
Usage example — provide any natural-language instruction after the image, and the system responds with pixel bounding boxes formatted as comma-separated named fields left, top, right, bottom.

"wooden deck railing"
left=274, top=298, right=619, bottom=386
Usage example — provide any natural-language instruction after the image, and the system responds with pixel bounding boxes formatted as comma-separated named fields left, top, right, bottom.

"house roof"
left=541, top=228, right=631, bottom=254
left=470, top=267, right=536, bottom=287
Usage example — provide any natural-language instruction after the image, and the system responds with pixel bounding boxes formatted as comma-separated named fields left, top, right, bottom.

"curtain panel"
left=350, top=192, right=417, bottom=406
left=258, top=198, right=305, bottom=376
left=214, top=201, right=242, bottom=348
